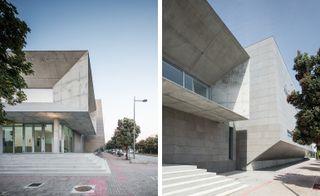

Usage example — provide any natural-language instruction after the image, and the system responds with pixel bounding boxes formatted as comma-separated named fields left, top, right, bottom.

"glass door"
left=24, top=124, right=33, bottom=152
left=34, top=125, right=42, bottom=152
left=44, top=124, right=52, bottom=152
left=14, top=124, right=23, bottom=153
left=3, top=125, right=13, bottom=153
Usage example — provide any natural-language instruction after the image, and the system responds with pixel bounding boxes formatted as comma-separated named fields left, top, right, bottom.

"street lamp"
left=133, top=96, right=147, bottom=159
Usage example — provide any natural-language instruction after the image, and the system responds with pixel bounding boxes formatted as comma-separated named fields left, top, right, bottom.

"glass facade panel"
left=25, top=125, right=33, bottom=152
left=184, top=74, right=193, bottom=91
left=14, top=124, right=23, bottom=153
left=3, top=126, right=13, bottom=153
left=44, top=124, right=52, bottom=152
left=63, top=126, right=73, bottom=152
left=163, top=60, right=183, bottom=86
left=163, top=60, right=210, bottom=99
left=193, top=79, right=208, bottom=98
left=34, top=125, right=42, bottom=152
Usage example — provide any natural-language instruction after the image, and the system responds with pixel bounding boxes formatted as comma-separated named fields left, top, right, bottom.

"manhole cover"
left=71, top=185, right=95, bottom=194
left=25, top=183, right=44, bottom=188
left=313, top=183, right=320, bottom=190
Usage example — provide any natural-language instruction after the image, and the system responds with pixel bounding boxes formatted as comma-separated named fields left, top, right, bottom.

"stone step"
left=163, top=172, right=217, bottom=186
left=163, top=175, right=227, bottom=193
left=163, top=169, right=207, bottom=178
left=162, top=165, right=246, bottom=196
left=164, top=180, right=239, bottom=196
left=163, top=165, right=197, bottom=172
left=0, top=171, right=109, bottom=176
left=0, top=153, right=110, bottom=176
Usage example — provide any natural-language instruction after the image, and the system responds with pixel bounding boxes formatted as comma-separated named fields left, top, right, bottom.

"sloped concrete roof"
left=24, top=50, right=88, bottom=88
left=163, top=0, right=249, bottom=85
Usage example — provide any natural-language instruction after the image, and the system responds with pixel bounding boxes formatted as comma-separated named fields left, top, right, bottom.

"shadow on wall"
left=236, top=130, right=247, bottom=170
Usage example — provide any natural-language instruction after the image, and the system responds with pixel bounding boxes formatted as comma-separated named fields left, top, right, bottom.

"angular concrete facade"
left=1, top=51, right=105, bottom=153
left=235, top=38, right=311, bottom=170
left=163, top=0, right=310, bottom=172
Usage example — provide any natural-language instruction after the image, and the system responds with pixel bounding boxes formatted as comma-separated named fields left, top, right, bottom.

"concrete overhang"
left=163, top=78, right=247, bottom=122
left=163, top=0, right=249, bottom=85
left=254, top=140, right=312, bottom=162
left=4, top=103, right=96, bottom=135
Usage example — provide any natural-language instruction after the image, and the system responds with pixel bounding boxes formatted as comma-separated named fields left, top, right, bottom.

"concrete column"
left=60, top=125, right=64, bottom=153
left=53, top=119, right=60, bottom=153
left=0, top=126, right=3, bottom=153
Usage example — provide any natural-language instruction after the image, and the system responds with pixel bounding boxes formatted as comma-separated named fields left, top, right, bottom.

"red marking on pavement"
left=87, top=177, right=107, bottom=196
left=241, top=180, right=273, bottom=196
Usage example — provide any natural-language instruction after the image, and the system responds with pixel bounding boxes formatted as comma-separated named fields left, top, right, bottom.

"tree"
left=144, top=135, right=158, bottom=154
left=0, top=0, right=33, bottom=124
left=136, top=135, right=158, bottom=154
left=113, top=117, right=141, bottom=160
left=287, top=49, right=320, bottom=151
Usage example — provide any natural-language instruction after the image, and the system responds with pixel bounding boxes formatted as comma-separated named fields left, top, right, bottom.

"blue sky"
left=209, top=0, right=320, bottom=88
left=9, top=0, right=158, bottom=141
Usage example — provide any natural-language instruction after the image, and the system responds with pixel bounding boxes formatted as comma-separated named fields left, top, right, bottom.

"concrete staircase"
left=0, top=153, right=111, bottom=176
left=163, top=165, right=247, bottom=196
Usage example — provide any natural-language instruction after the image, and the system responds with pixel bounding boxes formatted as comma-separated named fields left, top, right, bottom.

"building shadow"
left=274, top=173, right=316, bottom=189
left=257, top=159, right=308, bottom=172
left=299, top=166, right=320, bottom=172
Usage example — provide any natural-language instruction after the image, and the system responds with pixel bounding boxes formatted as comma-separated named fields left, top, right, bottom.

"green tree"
left=287, top=49, right=320, bottom=152
left=144, top=135, right=158, bottom=154
left=136, top=139, right=145, bottom=153
left=113, top=117, right=141, bottom=160
left=0, top=0, right=33, bottom=124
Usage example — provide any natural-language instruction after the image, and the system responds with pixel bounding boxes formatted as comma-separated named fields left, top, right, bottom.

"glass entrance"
left=14, top=124, right=23, bottom=153
left=34, top=125, right=42, bottom=152
left=2, top=123, right=56, bottom=153
left=3, top=126, right=13, bottom=153
left=25, top=124, right=33, bottom=152
left=44, top=124, right=52, bottom=152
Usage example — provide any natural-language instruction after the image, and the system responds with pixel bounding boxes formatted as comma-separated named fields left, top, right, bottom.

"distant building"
left=0, top=51, right=105, bottom=153
left=162, top=0, right=311, bottom=172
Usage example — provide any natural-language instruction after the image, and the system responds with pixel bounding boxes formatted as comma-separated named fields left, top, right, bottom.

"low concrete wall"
left=163, top=106, right=236, bottom=173
left=246, top=158, right=304, bottom=170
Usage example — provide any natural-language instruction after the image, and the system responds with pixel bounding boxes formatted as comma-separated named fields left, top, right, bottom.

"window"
left=163, top=60, right=183, bottom=86
left=184, top=74, right=193, bottom=91
left=193, top=79, right=208, bottom=98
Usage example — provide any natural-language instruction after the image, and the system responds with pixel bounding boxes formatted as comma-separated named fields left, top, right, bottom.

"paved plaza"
left=0, top=153, right=157, bottom=196
left=226, top=159, right=320, bottom=196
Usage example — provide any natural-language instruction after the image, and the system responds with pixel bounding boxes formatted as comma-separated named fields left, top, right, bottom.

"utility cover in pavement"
left=25, top=183, right=44, bottom=188
left=71, top=185, right=95, bottom=194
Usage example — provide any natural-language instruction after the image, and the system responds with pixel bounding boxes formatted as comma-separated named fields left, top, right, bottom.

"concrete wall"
left=84, top=100, right=105, bottom=152
left=211, top=61, right=250, bottom=119
left=163, top=107, right=236, bottom=173
left=53, top=52, right=89, bottom=111
left=234, top=37, right=308, bottom=169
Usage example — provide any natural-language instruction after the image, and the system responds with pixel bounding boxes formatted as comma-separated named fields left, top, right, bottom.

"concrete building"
left=0, top=50, right=105, bottom=153
left=162, top=0, right=310, bottom=172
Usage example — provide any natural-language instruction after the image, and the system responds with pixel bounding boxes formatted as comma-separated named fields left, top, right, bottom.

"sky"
left=209, top=0, right=320, bottom=89
left=9, top=0, right=158, bottom=142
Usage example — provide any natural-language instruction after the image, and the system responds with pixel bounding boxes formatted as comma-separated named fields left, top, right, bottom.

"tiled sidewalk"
left=0, top=153, right=157, bottom=196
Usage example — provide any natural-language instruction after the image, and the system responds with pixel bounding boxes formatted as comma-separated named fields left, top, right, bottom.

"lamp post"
left=133, top=96, right=147, bottom=159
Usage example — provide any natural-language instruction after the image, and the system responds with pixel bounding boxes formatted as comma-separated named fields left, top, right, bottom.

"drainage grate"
left=71, top=185, right=95, bottom=194
left=313, top=183, right=320, bottom=190
left=25, top=183, right=44, bottom=189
